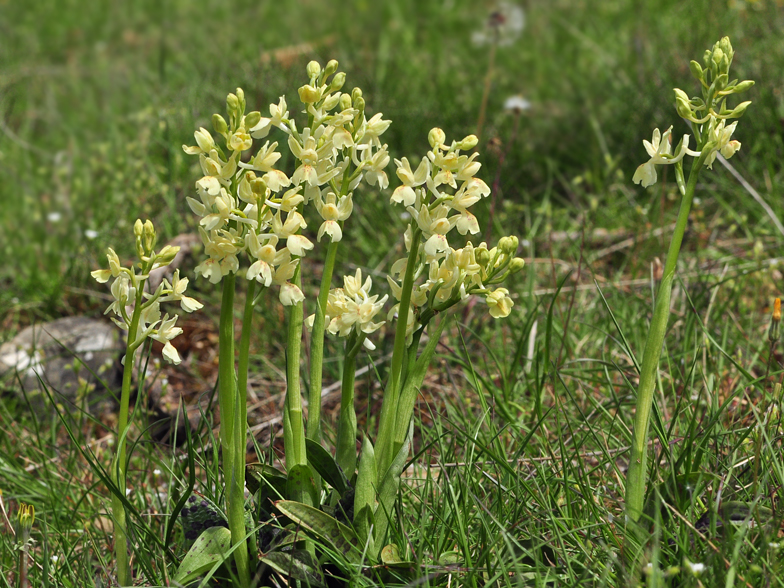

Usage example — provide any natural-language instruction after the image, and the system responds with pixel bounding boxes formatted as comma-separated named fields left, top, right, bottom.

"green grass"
left=1, top=0, right=784, bottom=586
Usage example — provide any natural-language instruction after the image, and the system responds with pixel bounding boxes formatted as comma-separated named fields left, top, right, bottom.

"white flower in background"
left=685, top=561, right=705, bottom=576
left=504, top=95, right=531, bottom=113
left=471, top=2, right=525, bottom=47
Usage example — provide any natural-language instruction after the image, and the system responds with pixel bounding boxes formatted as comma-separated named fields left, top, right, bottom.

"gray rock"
left=0, top=316, right=123, bottom=411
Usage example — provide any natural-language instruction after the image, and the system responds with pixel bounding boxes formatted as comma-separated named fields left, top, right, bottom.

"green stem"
left=284, top=263, right=308, bottom=473
left=218, top=274, right=250, bottom=587
left=237, top=279, right=257, bottom=459
left=335, top=332, right=361, bottom=477
left=375, top=228, right=422, bottom=478
left=112, top=284, right=144, bottom=586
left=624, top=153, right=707, bottom=531
left=308, top=240, right=339, bottom=444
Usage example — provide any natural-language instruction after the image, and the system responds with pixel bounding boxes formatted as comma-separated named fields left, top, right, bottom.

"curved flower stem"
left=624, top=152, right=708, bottom=537
left=112, top=280, right=145, bottom=586
left=218, top=274, right=250, bottom=587
left=307, top=240, right=339, bottom=444
left=375, top=228, right=422, bottom=478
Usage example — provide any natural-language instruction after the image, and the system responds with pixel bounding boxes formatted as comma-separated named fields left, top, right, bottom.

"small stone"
left=0, top=316, right=123, bottom=412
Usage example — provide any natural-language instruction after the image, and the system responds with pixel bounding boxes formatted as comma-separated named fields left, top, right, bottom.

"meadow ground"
left=1, top=0, right=784, bottom=585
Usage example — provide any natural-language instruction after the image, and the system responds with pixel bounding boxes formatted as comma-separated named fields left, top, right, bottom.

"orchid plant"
left=179, top=61, right=521, bottom=584
left=91, top=220, right=201, bottom=585
left=625, top=37, right=753, bottom=548
left=91, top=59, right=522, bottom=585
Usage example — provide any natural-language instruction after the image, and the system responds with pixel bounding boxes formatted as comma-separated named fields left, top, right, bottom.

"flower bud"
left=156, top=245, right=180, bottom=267
left=236, top=87, right=245, bottom=103
left=458, top=134, right=479, bottom=150
left=306, top=60, right=321, bottom=80
left=428, top=127, right=446, bottom=149
left=714, top=73, right=728, bottom=92
left=498, top=235, right=519, bottom=255
left=509, top=257, right=526, bottom=273
left=298, top=84, right=320, bottom=104
left=324, top=59, right=339, bottom=78
left=227, top=92, right=240, bottom=114
left=15, top=503, right=34, bottom=538
left=212, top=113, right=228, bottom=136
left=718, top=36, right=734, bottom=62
left=729, top=100, right=752, bottom=118
left=769, top=298, right=781, bottom=343
left=353, top=96, right=365, bottom=113
left=351, top=87, right=363, bottom=102
left=718, top=53, right=730, bottom=76
left=330, top=71, right=346, bottom=92
left=475, top=246, right=490, bottom=265
left=143, top=220, right=156, bottom=253
left=244, top=111, right=261, bottom=130
left=339, top=93, right=352, bottom=111
left=134, top=218, right=144, bottom=240
left=250, top=177, right=267, bottom=195
left=689, top=60, right=703, bottom=82
left=675, top=95, right=692, bottom=119
left=733, top=80, right=754, bottom=93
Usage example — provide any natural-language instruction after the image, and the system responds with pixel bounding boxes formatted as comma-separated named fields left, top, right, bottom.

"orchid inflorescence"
left=91, top=219, right=202, bottom=365
left=632, top=37, right=752, bottom=188
left=181, top=60, right=391, bottom=309
left=387, top=128, right=523, bottom=340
